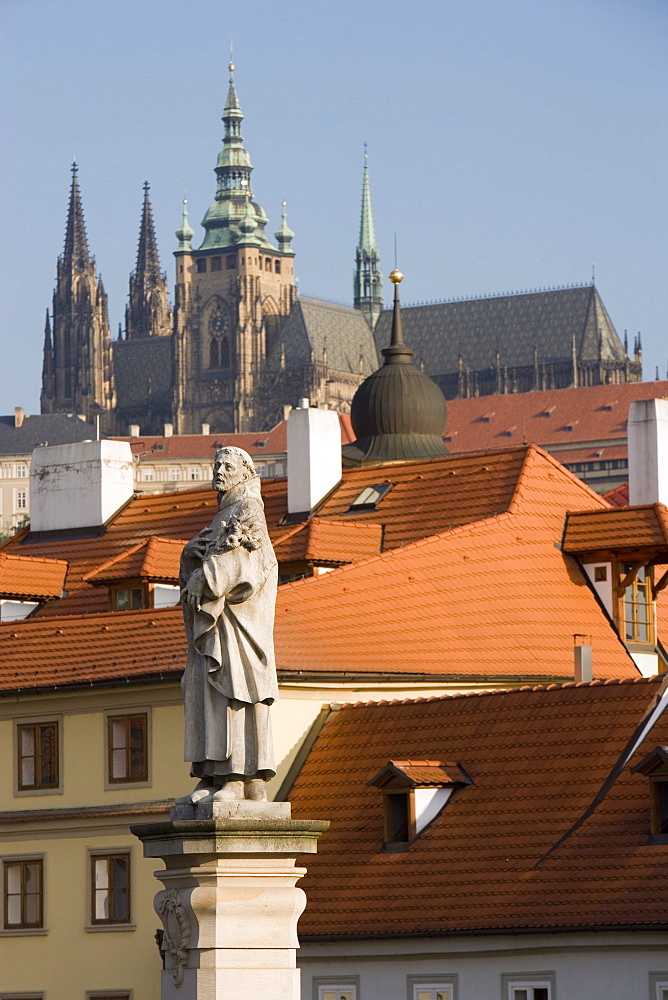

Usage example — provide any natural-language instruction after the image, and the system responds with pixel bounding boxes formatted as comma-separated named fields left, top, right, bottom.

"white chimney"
left=30, top=440, right=134, bottom=533
left=201, top=423, right=210, bottom=436
left=287, top=399, right=342, bottom=514
left=628, top=398, right=668, bottom=506
left=164, top=423, right=174, bottom=438
left=128, top=424, right=140, bottom=437
left=574, top=636, right=592, bottom=683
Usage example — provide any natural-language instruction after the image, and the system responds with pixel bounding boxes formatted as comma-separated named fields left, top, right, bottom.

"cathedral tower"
left=125, top=182, right=172, bottom=339
left=173, top=62, right=296, bottom=434
left=41, top=163, right=115, bottom=421
left=353, top=151, right=383, bottom=329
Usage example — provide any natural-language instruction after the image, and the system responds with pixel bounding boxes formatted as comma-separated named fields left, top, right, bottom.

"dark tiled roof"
left=112, top=336, right=173, bottom=410
left=0, top=413, right=100, bottom=455
left=291, top=677, right=668, bottom=937
left=267, top=298, right=378, bottom=375
left=374, top=286, right=626, bottom=376
left=563, top=504, right=668, bottom=555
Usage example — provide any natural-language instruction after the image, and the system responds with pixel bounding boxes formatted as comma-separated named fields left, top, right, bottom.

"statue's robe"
left=180, top=477, right=278, bottom=780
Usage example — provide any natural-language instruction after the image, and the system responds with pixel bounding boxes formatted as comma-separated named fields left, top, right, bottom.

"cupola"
left=343, top=271, right=448, bottom=466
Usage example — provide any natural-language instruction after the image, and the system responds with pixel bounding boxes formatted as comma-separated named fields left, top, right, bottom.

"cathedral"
left=40, top=65, right=641, bottom=436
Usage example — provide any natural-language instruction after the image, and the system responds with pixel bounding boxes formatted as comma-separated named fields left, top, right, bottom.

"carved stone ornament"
left=157, top=888, right=191, bottom=988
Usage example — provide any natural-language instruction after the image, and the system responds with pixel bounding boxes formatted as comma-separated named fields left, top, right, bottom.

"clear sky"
left=0, top=0, right=666, bottom=413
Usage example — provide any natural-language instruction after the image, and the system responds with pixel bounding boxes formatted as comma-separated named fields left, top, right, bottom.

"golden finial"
left=228, top=61, right=235, bottom=73
left=389, top=268, right=404, bottom=284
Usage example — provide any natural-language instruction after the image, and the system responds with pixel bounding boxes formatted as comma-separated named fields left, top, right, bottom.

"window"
left=86, top=994, right=132, bottom=1000
left=196, top=258, right=207, bottom=273
left=17, top=722, right=58, bottom=791
left=210, top=256, right=222, bottom=271
left=111, top=585, right=144, bottom=611
left=169, top=467, right=180, bottom=482
left=621, top=563, right=655, bottom=643
left=3, top=859, right=43, bottom=929
left=348, top=482, right=393, bottom=511
left=501, top=973, right=554, bottom=1000
left=408, top=978, right=456, bottom=1000
left=275, top=260, right=281, bottom=274
left=15, top=490, right=27, bottom=511
left=91, top=853, right=131, bottom=925
left=594, top=566, right=607, bottom=582
left=15, top=463, right=27, bottom=478
left=313, top=980, right=359, bottom=1000
left=226, top=255, right=236, bottom=269
left=631, top=747, right=668, bottom=838
left=143, top=467, right=155, bottom=482
left=107, top=714, right=148, bottom=784
left=220, top=336, right=230, bottom=368
left=210, top=338, right=219, bottom=368
left=189, top=467, right=202, bottom=481
left=650, top=974, right=668, bottom=999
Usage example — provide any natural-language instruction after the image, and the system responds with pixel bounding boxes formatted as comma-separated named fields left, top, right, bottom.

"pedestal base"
left=132, top=800, right=328, bottom=1000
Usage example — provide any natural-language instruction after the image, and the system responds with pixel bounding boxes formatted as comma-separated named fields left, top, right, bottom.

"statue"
left=177, top=447, right=278, bottom=805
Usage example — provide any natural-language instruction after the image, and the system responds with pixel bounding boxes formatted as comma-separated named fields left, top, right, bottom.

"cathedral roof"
left=373, top=284, right=627, bottom=377
left=267, top=297, right=378, bottom=375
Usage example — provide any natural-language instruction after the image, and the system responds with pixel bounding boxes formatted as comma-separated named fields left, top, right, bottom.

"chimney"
left=128, top=424, right=140, bottom=437
left=628, top=398, right=668, bottom=506
left=201, top=423, right=210, bottom=436
left=164, top=423, right=174, bottom=438
left=14, top=407, right=24, bottom=428
left=287, top=399, right=342, bottom=515
left=574, top=635, right=592, bottom=683
left=30, top=440, right=134, bottom=533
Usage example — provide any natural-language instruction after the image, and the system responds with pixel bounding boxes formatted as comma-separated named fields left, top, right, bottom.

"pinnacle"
left=134, top=181, right=161, bottom=280
left=63, top=162, right=91, bottom=270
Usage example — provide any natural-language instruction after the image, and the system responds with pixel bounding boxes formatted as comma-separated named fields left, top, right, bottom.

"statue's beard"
left=214, top=473, right=245, bottom=493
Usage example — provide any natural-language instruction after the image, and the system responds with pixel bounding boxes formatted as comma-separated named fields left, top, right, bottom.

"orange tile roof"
left=83, top=536, right=187, bottom=584
left=444, top=380, right=668, bottom=456
left=563, top=505, right=668, bottom=556
left=272, top=518, right=382, bottom=565
left=274, top=448, right=634, bottom=681
left=370, top=760, right=470, bottom=787
left=114, top=414, right=355, bottom=460
left=290, top=677, right=668, bottom=937
left=605, top=483, right=630, bottom=507
left=0, top=552, right=67, bottom=599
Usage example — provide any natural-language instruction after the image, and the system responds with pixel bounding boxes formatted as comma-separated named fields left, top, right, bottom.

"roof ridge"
left=330, top=674, right=661, bottom=711
left=0, top=604, right=184, bottom=630
left=508, top=443, right=610, bottom=515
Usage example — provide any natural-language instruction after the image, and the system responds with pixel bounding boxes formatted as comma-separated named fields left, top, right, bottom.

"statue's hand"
left=181, top=569, right=206, bottom=611
left=184, top=528, right=213, bottom=561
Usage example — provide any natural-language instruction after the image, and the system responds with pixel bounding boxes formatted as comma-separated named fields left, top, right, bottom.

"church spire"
left=125, top=181, right=172, bottom=339
left=354, top=148, right=383, bottom=329
left=199, top=62, right=274, bottom=251
left=134, top=181, right=161, bottom=282
left=63, top=162, right=90, bottom=270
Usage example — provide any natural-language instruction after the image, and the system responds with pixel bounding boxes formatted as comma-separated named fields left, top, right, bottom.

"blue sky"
left=0, top=0, right=666, bottom=412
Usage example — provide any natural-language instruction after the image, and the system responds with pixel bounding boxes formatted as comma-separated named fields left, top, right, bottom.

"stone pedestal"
left=132, top=801, right=329, bottom=1000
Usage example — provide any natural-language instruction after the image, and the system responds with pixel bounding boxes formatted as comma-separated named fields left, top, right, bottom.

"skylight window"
left=349, top=483, right=393, bottom=511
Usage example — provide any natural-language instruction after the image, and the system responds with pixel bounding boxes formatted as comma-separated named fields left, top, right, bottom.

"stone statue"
left=176, top=447, right=278, bottom=805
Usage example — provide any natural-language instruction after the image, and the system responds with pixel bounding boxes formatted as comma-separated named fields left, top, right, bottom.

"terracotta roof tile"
left=83, top=536, right=187, bottom=583
left=604, top=483, right=630, bottom=507
left=0, top=552, right=67, bottom=599
left=444, top=381, right=668, bottom=457
left=290, top=678, right=668, bottom=937
left=275, top=449, right=629, bottom=680
left=563, top=504, right=668, bottom=555
left=273, top=518, right=382, bottom=565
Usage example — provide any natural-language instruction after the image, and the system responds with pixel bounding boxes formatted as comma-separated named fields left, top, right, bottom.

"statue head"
left=212, top=447, right=256, bottom=494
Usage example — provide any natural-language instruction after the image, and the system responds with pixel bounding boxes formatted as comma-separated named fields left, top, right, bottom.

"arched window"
left=275, top=260, right=281, bottom=274
left=209, top=338, right=219, bottom=368
left=221, top=337, right=230, bottom=368
left=265, top=258, right=272, bottom=272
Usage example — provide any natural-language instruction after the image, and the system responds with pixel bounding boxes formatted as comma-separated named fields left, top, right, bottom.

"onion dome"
left=343, top=271, right=448, bottom=465
left=175, top=199, right=195, bottom=251
left=275, top=201, right=295, bottom=253
left=238, top=199, right=257, bottom=236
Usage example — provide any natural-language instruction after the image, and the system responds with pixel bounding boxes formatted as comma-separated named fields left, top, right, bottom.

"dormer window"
left=368, top=760, right=472, bottom=851
left=621, top=563, right=655, bottom=643
left=631, top=746, right=668, bottom=840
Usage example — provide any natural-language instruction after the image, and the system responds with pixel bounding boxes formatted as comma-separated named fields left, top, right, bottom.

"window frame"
left=14, top=489, right=27, bottom=512
left=619, top=562, right=655, bottom=644
left=14, top=716, right=62, bottom=797
left=649, top=973, right=668, bottom=999
left=408, top=974, right=458, bottom=1000
left=109, top=581, right=147, bottom=612
left=500, top=972, right=555, bottom=1000
left=87, top=849, right=133, bottom=930
left=86, top=992, right=133, bottom=1000
left=2, top=856, right=44, bottom=932
left=312, top=977, right=360, bottom=1000
left=104, top=709, right=151, bottom=789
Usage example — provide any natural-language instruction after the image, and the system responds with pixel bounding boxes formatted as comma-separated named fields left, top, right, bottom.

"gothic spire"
left=62, top=162, right=90, bottom=270
left=354, top=148, right=383, bottom=330
left=134, top=181, right=161, bottom=281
